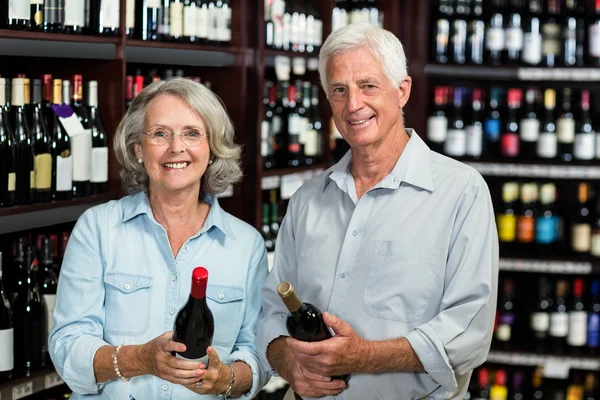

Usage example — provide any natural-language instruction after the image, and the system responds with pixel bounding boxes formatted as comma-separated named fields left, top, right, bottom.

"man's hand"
left=287, top=312, right=371, bottom=378
left=281, top=352, right=347, bottom=398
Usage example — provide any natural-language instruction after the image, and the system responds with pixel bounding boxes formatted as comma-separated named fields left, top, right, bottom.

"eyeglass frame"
left=140, top=127, right=210, bottom=147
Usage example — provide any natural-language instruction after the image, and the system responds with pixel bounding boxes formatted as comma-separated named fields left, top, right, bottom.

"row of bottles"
left=432, top=0, right=600, bottom=66
left=331, top=0, right=383, bottom=32
left=497, top=181, right=600, bottom=258
left=494, top=275, right=600, bottom=352
left=466, top=366, right=599, bottom=400
left=0, top=74, right=108, bottom=208
left=2, top=0, right=120, bottom=36
left=0, top=230, right=70, bottom=382
left=427, top=85, right=600, bottom=162
left=265, top=0, right=323, bottom=52
left=127, top=0, right=232, bottom=44
left=261, top=189, right=282, bottom=252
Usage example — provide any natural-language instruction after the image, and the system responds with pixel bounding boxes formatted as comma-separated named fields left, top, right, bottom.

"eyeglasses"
left=141, top=128, right=209, bottom=147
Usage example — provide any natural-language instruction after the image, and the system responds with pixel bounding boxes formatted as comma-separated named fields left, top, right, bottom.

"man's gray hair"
left=318, top=22, right=408, bottom=95
left=113, top=77, right=242, bottom=197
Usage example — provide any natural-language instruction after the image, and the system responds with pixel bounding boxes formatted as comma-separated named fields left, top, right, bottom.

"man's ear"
left=398, top=76, right=412, bottom=109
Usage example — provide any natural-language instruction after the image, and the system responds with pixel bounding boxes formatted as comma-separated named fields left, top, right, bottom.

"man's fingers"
left=301, top=369, right=331, bottom=382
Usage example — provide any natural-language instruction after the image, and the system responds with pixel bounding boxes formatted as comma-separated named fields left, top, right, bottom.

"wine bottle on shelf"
left=562, top=17, right=580, bottom=67
left=63, top=0, right=86, bottom=34
left=557, top=88, right=575, bottom=163
left=465, top=88, right=484, bottom=159
left=572, top=182, right=592, bottom=255
left=43, top=0, right=63, bottom=33
left=218, top=0, right=232, bottom=45
left=277, top=281, right=350, bottom=382
left=13, top=247, right=47, bottom=375
left=262, top=82, right=275, bottom=169
left=8, top=0, right=29, bottom=30
left=489, top=369, right=508, bottom=400
left=433, top=17, right=450, bottom=64
left=40, top=237, right=58, bottom=353
left=50, top=79, right=73, bottom=201
left=183, top=0, right=198, bottom=43
left=587, top=280, right=600, bottom=352
left=287, top=84, right=302, bottom=167
left=486, top=13, right=505, bottom=65
left=427, top=86, right=448, bottom=154
left=567, top=278, right=587, bottom=349
left=10, top=237, right=27, bottom=302
left=173, top=267, right=214, bottom=365
left=71, top=74, right=89, bottom=128
left=520, top=88, right=540, bottom=160
left=270, top=190, right=280, bottom=242
left=31, top=79, right=52, bottom=203
left=304, top=82, right=320, bottom=164
left=522, top=15, right=542, bottom=65
left=262, top=203, right=275, bottom=252
left=505, top=13, right=524, bottom=64
left=549, top=279, right=569, bottom=351
left=589, top=1, right=600, bottom=66
left=592, top=196, right=600, bottom=258
left=484, top=87, right=503, bottom=159
left=0, top=78, right=16, bottom=208
left=88, top=81, right=108, bottom=194
left=62, top=79, right=72, bottom=108
left=495, top=278, right=515, bottom=349
left=500, top=88, right=521, bottom=159
left=29, top=0, right=44, bottom=31
left=42, top=74, right=53, bottom=130
left=468, top=20, right=485, bottom=65
left=170, top=0, right=184, bottom=41
left=142, top=0, right=162, bottom=41
left=537, top=88, right=558, bottom=160
left=517, top=183, right=538, bottom=256
left=99, top=0, right=120, bottom=36
left=542, top=16, right=561, bottom=67
left=530, top=276, right=552, bottom=351
left=574, top=89, right=595, bottom=161
left=0, top=252, right=14, bottom=384
left=126, top=0, right=136, bottom=38
left=10, top=78, right=34, bottom=206
left=497, top=182, right=519, bottom=255
left=472, top=368, right=490, bottom=400
left=452, top=19, right=467, bottom=64
left=445, top=87, right=467, bottom=157
left=535, top=183, right=560, bottom=252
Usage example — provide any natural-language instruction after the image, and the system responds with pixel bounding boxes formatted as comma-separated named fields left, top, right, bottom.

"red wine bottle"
left=0, top=252, right=14, bottom=383
left=173, top=267, right=214, bottom=365
left=278, top=282, right=350, bottom=382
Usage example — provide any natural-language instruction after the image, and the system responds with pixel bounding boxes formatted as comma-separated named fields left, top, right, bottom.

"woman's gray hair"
left=318, top=22, right=408, bottom=95
left=114, top=77, right=242, bottom=197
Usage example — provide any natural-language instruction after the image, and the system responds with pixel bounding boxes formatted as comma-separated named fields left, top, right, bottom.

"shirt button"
left=340, top=272, right=347, bottom=278
left=162, top=384, right=168, bottom=391
left=169, top=308, right=175, bottom=315
left=352, top=230, right=358, bottom=236
left=185, top=245, right=190, bottom=250
left=171, top=275, right=177, bottom=281
left=124, top=283, right=131, bottom=290
left=219, top=293, right=225, bottom=299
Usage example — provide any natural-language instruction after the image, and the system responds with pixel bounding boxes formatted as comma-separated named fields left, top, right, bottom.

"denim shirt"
left=49, top=192, right=270, bottom=400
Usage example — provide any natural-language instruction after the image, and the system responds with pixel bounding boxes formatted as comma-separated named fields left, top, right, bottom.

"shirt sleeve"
left=256, top=197, right=299, bottom=375
left=48, top=207, right=109, bottom=394
left=222, top=233, right=270, bottom=399
left=405, top=172, right=499, bottom=395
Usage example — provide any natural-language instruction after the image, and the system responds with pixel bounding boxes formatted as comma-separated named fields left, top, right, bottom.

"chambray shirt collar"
left=323, top=128, right=435, bottom=193
left=122, top=191, right=235, bottom=238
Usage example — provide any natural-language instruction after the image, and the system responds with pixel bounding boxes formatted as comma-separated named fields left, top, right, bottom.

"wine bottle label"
left=591, top=232, right=600, bottom=256
left=574, top=133, right=595, bottom=160
left=517, top=215, right=535, bottom=243
left=497, top=214, right=517, bottom=242
left=596, top=132, right=600, bottom=159
left=101, top=0, right=120, bottom=28
left=520, top=118, right=540, bottom=142
left=9, top=0, right=29, bottom=19
left=535, top=216, right=559, bottom=244
left=126, top=0, right=135, bottom=29
left=484, top=119, right=501, bottom=141
left=557, top=118, right=575, bottom=143
left=304, top=130, right=319, bottom=157
left=537, top=132, right=558, bottom=158
left=34, top=153, right=52, bottom=190
left=44, top=294, right=57, bottom=341
left=542, top=23, right=561, bottom=55
left=506, top=27, right=524, bottom=51
left=444, top=129, right=467, bottom=156
left=501, top=133, right=519, bottom=157
left=170, top=2, right=184, bottom=37
left=261, top=120, right=270, bottom=140
left=261, top=139, right=269, bottom=157
left=589, top=24, right=600, bottom=57
left=0, top=328, right=14, bottom=372
left=183, top=5, right=197, bottom=37
left=549, top=312, right=569, bottom=337
left=147, top=0, right=162, bottom=8
left=91, top=147, right=108, bottom=183
left=567, top=311, right=588, bottom=347
left=298, top=117, right=309, bottom=144
left=305, top=15, right=315, bottom=47
left=588, top=313, right=600, bottom=348
left=274, top=19, right=284, bottom=48
left=523, top=33, right=542, bottom=64
left=197, top=6, right=209, bottom=39
left=30, top=170, right=36, bottom=189
left=30, top=0, right=44, bottom=4
left=64, top=0, right=86, bottom=27
left=8, top=172, right=16, bottom=192
left=176, top=353, right=209, bottom=366
left=282, top=12, right=291, bottom=48
left=71, top=131, right=92, bottom=182
left=485, top=27, right=505, bottom=51
left=56, top=154, right=73, bottom=192
left=426, top=116, right=448, bottom=143
left=531, top=312, right=550, bottom=332
left=466, top=124, right=483, bottom=157
left=220, top=6, right=232, bottom=42
left=288, top=115, right=302, bottom=134
left=290, top=12, right=299, bottom=47
left=572, top=224, right=591, bottom=252
left=495, top=324, right=511, bottom=342
left=314, top=19, right=323, bottom=46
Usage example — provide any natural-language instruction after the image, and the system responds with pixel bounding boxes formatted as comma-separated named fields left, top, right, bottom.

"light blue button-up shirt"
left=257, top=130, right=499, bottom=400
left=49, top=192, right=270, bottom=400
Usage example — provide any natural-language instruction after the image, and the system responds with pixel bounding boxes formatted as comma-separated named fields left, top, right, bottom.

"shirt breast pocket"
left=363, top=240, right=440, bottom=323
left=206, top=284, right=245, bottom=347
left=103, top=273, right=153, bottom=336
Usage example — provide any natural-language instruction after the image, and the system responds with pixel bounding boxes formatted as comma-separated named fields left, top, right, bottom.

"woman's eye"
left=186, top=130, right=200, bottom=137
left=153, top=131, right=167, bottom=137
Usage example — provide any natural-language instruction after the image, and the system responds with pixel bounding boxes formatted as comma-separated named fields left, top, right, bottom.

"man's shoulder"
left=428, top=151, right=487, bottom=191
left=290, top=167, right=333, bottom=202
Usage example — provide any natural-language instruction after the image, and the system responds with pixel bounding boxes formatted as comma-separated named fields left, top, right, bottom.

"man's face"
left=325, top=47, right=410, bottom=150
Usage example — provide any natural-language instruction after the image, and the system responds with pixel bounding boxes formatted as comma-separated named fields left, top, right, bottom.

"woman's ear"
left=134, top=143, right=143, bottom=161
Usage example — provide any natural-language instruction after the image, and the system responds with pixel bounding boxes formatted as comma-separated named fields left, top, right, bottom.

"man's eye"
left=333, top=87, right=345, bottom=93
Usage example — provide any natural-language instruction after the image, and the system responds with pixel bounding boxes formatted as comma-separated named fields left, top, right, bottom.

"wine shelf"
left=499, top=258, right=595, bottom=274
left=0, top=33, right=117, bottom=60
left=0, top=367, right=63, bottom=400
left=0, top=191, right=117, bottom=234
left=264, top=49, right=320, bottom=58
left=425, top=64, right=600, bottom=82
left=487, top=351, right=600, bottom=373
left=465, top=162, right=600, bottom=180
left=125, top=40, right=239, bottom=67
left=262, top=163, right=330, bottom=178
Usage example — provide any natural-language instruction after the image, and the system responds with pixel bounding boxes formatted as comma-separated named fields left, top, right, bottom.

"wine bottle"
left=549, top=279, right=569, bottom=350
left=468, top=20, right=485, bottom=65
left=500, top=88, right=521, bottom=158
left=572, top=182, right=592, bottom=255
left=277, top=281, right=350, bottom=382
left=270, top=190, right=280, bottom=243
left=542, top=16, right=561, bottom=68
left=497, top=182, right=519, bottom=255
left=522, top=16, right=542, bottom=65
left=29, top=0, right=44, bottom=31
left=574, top=89, right=595, bottom=161
left=99, top=0, right=120, bottom=36
left=590, top=1, right=600, bottom=66
left=452, top=19, right=467, bottom=64
left=183, top=0, right=198, bottom=43
left=444, top=87, right=467, bottom=157
left=567, top=278, right=587, bottom=349
left=472, top=368, right=490, bottom=400
left=427, top=86, right=449, bottom=154
left=63, top=0, right=85, bottom=34
left=262, top=203, right=275, bottom=252
left=557, top=88, right=575, bottom=162
left=537, top=89, right=557, bottom=160
left=31, top=79, right=52, bottom=203
left=0, top=252, right=14, bottom=383
left=196, top=0, right=209, bottom=43
left=88, top=81, right=108, bottom=194
left=126, top=0, right=136, bottom=38
left=486, top=13, right=505, bottom=65
left=50, top=79, right=73, bottom=201
left=11, top=237, right=27, bottom=302
left=142, top=0, right=162, bottom=41
left=287, top=84, right=301, bottom=167
left=520, top=88, right=540, bottom=161
left=71, top=75, right=89, bottom=128
left=535, top=183, right=560, bottom=252
left=587, top=280, right=600, bottom=351
left=517, top=183, right=538, bottom=256
left=173, top=267, right=214, bottom=364
left=40, top=237, right=58, bottom=351
left=505, top=13, right=523, bottom=64
left=8, top=0, right=29, bottom=30
left=262, top=82, right=275, bottom=169
left=10, top=78, right=34, bottom=206
left=530, top=277, right=552, bottom=351
left=303, top=82, right=319, bottom=164
left=484, top=87, right=503, bottom=159
left=13, top=247, right=47, bottom=374
left=169, top=0, right=184, bottom=41
left=489, top=369, right=507, bottom=400
left=43, top=0, right=63, bottom=32
left=0, top=78, right=16, bottom=208
left=495, top=278, right=515, bottom=349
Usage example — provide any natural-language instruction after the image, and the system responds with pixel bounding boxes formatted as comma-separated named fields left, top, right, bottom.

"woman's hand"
left=184, top=347, right=232, bottom=395
left=139, top=331, right=204, bottom=386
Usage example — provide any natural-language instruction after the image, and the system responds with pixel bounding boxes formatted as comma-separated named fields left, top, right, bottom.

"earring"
left=208, top=159, right=214, bottom=165
left=137, top=158, right=143, bottom=164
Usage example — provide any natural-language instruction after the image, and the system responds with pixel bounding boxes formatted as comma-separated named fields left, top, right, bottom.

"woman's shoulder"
left=77, top=192, right=147, bottom=227
left=219, top=208, right=263, bottom=243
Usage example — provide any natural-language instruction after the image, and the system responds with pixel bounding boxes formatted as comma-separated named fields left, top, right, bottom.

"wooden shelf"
left=262, top=162, right=330, bottom=178
left=264, top=48, right=319, bottom=58
left=487, top=350, right=600, bottom=372
left=126, top=39, right=239, bottom=67
left=499, top=258, right=596, bottom=274
left=0, top=366, right=64, bottom=400
left=0, top=29, right=120, bottom=43
left=0, top=192, right=117, bottom=234
left=425, top=64, right=600, bottom=81
left=465, top=162, right=600, bottom=179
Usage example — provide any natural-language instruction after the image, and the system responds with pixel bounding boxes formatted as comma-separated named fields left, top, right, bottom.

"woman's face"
left=135, top=94, right=211, bottom=196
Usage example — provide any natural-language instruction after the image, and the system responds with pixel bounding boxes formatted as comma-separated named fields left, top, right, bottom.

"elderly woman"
left=49, top=78, right=269, bottom=399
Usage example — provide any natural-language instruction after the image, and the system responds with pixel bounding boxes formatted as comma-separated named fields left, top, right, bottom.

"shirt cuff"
left=405, top=325, right=458, bottom=393
left=223, top=350, right=269, bottom=400
left=59, top=335, right=108, bottom=394
left=256, top=314, right=289, bottom=375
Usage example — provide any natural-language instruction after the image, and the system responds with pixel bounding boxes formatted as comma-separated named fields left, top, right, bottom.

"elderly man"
left=257, top=22, right=498, bottom=400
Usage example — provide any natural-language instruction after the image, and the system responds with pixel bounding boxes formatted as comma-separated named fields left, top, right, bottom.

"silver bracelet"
left=217, top=364, right=235, bottom=398
left=113, top=345, right=130, bottom=382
